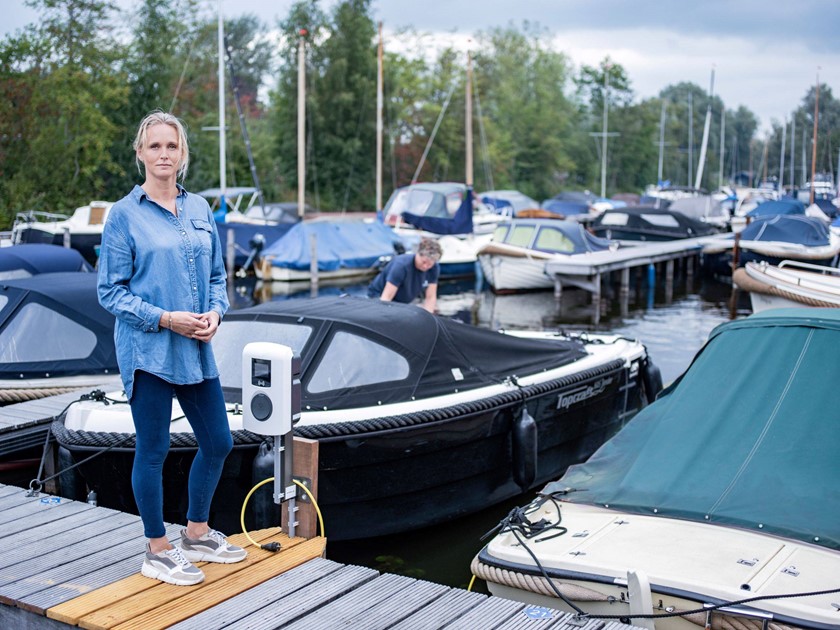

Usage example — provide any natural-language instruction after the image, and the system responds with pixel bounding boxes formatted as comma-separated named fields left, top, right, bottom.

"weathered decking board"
left=0, top=483, right=646, bottom=630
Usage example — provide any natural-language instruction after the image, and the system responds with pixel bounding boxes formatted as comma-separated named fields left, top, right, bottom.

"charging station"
left=242, top=342, right=301, bottom=536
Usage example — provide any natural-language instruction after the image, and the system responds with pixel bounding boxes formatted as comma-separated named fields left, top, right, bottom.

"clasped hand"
left=169, top=310, right=220, bottom=342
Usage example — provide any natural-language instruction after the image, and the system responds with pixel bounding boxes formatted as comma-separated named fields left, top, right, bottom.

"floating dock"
left=0, top=482, right=646, bottom=629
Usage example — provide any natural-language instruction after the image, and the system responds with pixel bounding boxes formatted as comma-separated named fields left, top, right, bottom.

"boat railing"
left=778, top=259, right=840, bottom=276
left=13, top=209, right=72, bottom=225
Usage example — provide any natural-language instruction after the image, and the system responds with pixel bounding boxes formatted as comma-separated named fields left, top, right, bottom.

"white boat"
left=473, top=308, right=840, bottom=630
left=478, top=218, right=617, bottom=292
left=733, top=260, right=840, bottom=312
left=11, top=201, right=113, bottom=265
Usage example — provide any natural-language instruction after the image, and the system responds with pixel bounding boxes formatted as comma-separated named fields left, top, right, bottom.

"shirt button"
left=193, top=286, right=197, bottom=290
left=189, top=258, right=193, bottom=262
left=181, top=231, right=186, bottom=235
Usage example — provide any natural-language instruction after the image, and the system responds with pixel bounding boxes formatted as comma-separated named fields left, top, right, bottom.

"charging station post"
left=242, top=342, right=301, bottom=537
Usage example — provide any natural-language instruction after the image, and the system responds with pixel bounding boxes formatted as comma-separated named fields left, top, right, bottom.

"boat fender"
left=641, top=357, right=663, bottom=403
left=512, top=407, right=538, bottom=490
left=251, top=439, right=281, bottom=529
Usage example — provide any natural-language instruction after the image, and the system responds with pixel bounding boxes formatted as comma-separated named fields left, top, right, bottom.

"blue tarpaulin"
left=746, top=198, right=805, bottom=218
left=261, top=220, right=403, bottom=272
left=402, top=188, right=474, bottom=235
left=0, top=244, right=92, bottom=279
left=740, top=214, right=830, bottom=247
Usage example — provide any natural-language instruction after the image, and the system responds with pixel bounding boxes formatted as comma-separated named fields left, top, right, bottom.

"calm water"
left=1, top=267, right=752, bottom=591
left=233, top=267, right=753, bottom=589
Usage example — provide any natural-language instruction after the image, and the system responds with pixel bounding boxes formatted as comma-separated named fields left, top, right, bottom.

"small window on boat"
left=492, top=224, right=510, bottom=242
left=0, top=269, right=32, bottom=281
left=386, top=189, right=436, bottom=219
left=641, top=214, right=680, bottom=228
left=507, top=225, right=535, bottom=248
left=0, top=295, right=7, bottom=310
left=0, top=302, right=96, bottom=363
left=308, top=331, right=409, bottom=393
left=445, top=192, right=463, bottom=215
left=534, top=227, right=576, bottom=254
left=212, top=321, right=312, bottom=389
left=600, top=212, right=629, bottom=226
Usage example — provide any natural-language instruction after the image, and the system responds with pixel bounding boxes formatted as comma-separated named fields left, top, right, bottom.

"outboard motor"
left=237, top=233, right=266, bottom=277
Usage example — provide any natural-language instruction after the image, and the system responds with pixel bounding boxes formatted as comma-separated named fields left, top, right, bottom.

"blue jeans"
left=129, top=370, right=233, bottom=539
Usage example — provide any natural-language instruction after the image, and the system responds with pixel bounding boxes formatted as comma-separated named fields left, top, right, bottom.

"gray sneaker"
left=141, top=543, right=205, bottom=586
left=179, top=528, right=248, bottom=564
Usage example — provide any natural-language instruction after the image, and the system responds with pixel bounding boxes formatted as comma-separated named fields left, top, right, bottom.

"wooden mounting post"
left=282, top=437, right=320, bottom=540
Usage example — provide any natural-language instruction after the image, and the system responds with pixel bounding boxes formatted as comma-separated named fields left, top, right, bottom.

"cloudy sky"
left=5, top=0, right=839, bottom=134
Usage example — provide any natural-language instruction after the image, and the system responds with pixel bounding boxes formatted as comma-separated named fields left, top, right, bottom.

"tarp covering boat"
left=0, top=244, right=92, bottom=280
left=402, top=186, right=474, bottom=235
left=0, top=272, right=117, bottom=379
left=740, top=214, right=831, bottom=247
left=547, top=308, right=840, bottom=551
left=213, top=296, right=588, bottom=409
left=490, top=218, right=613, bottom=254
left=540, top=200, right=590, bottom=216
left=260, top=220, right=403, bottom=272
left=591, top=206, right=717, bottom=240
left=746, top=197, right=805, bottom=218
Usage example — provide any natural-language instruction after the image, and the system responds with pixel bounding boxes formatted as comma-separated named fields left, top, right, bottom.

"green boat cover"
left=546, top=308, right=840, bottom=551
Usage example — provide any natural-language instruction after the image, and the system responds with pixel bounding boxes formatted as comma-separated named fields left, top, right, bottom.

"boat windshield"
left=534, top=226, right=576, bottom=254
left=0, top=302, right=97, bottom=363
left=213, top=321, right=313, bottom=389
left=308, top=330, right=410, bottom=393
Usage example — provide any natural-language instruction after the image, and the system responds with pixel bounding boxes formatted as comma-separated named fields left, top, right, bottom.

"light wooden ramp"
left=0, top=483, right=647, bottom=630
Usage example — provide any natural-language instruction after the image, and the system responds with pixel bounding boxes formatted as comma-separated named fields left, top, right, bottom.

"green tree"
left=0, top=0, right=128, bottom=227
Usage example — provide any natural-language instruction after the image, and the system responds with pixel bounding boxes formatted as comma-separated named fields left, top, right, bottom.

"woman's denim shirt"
left=97, top=185, right=229, bottom=400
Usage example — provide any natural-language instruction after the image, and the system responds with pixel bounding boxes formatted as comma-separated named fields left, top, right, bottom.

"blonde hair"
left=133, top=110, right=190, bottom=180
left=417, top=237, right=443, bottom=261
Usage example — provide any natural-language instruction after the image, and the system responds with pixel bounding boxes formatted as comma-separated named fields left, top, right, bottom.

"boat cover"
left=214, top=296, right=587, bottom=409
left=0, top=244, right=92, bottom=280
left=261, top=220, right=403, bottom=271
left=667, top=196, right=726, bottom=221
left=495, top=219, right=613, bottom=254
left=215, top=220, right=296, bottom=267
left=547, top=308, right=840, bottom=551
left=746, top=198, right=805, bottom=218
left=740, top=214, right=830, bottom=247
left=403, top=187, right=474, bottom=235
left=540, top=200, right=590, bottom=216
left=0, top=272, right=117, bottom=378
left=592, top=206, right=717, bottom=238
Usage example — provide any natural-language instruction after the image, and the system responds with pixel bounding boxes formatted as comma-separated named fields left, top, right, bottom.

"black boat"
left=53, top=297, right=660, bottom=540
left=591, top=205, right=718, bottom=241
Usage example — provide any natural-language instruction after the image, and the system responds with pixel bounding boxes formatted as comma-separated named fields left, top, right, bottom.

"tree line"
left=1, top=0, right=837, bottom=230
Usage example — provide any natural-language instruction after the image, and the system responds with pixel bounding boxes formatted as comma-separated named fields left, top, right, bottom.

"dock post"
left=553, top=275, right=563, bottom=300
left=686, top=253, right=695, bottom=288
left=309, top=233, right=319, bottom=296
left=226, top=228, right=235, bottom=280
left=63, top=227, right=71, bottom=249
left=282, top=437, right=320, bottom=540
left=665, top=259, right=674, bottom=304
left=620, top=267, right=630, bottom=317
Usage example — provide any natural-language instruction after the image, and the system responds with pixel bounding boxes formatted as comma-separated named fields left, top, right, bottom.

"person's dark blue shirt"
left=367, top=253, right=440, bottom=303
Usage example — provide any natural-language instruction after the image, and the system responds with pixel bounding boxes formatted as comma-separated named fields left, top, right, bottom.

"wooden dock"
left=0, top=482, right=644, bottom=630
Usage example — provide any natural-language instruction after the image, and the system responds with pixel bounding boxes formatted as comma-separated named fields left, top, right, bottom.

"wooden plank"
left=0, top=493, right=83, bottom=527
left=2, top=499, right=94, bottom=538
left=338, top=578, right=450, bottom=630
left=441, top=595, right=526, bottom=629
left=2, top=504, right=108, bottom=548
left=0, top=512, right=137, bottom=570
left=389, top=588, right=488, bottom=630
left=281, top=572, right=416, bottom=630
left=100, top=536, right=325, bottom=630
left=167, top=557, right=354, bottom=630
left=282, top=436, right=319, bottom=539
left=499, top=608, right=573, bottom=629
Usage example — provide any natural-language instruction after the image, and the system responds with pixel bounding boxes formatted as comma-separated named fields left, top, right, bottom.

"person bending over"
left=368, top=237, right=442, bottom=313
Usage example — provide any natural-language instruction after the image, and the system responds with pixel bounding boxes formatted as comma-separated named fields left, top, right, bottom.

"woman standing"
left=98, top=111, right=246, bottom=586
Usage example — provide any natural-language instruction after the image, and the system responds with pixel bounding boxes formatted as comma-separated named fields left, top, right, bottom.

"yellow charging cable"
left=240, top=477, right=325, bottom=550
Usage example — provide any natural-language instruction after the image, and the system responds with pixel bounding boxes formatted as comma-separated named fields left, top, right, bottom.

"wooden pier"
left=0, top=482, right=645, bottom=630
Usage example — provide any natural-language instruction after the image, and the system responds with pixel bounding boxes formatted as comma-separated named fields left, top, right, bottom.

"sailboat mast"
left=297, top=31, right=306, bottom=218
left=790, top=116, right=795, bottom=191
left=465, top=51, right=473, bottom=188
left=694, top=67, right=714, bottom=190
left=376, top=23, right=384, bottom=212
left=600, top=64, right=610, bottom=198
left=218, top=2, right=226, bottom=204
left=810, top=71, right=820, bottom=206
left=778, top=119, right=786, bottom=194
left=718, top=104, right=725, bottom=188
left=657, top=100, right=666, bottom=185
left=687, top=91, right=693, bottom=187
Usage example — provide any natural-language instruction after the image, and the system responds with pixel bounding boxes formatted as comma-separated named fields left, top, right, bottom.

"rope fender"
left=52, top=359, right=628, bottom=448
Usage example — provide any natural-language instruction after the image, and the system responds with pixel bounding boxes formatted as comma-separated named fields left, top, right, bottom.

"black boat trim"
left=52, top=359, right=629, bottom=450
left=475, top=547, right=835, bottom=630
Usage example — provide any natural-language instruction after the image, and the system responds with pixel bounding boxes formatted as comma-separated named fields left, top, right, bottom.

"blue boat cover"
left=540, top=200, right=590, bottom=216
left=261, top=220, right=403, bottom=272
left=214, top=220, right=296, bottom=267
left=0, top=272, right=117, bottom=378
left=546, top=308, right=840, bottom=551
left=403, top=188, right=474, bottom=235
left=746, top=198, right=805, bottom=218
left=0, top=244, right=92, bottom=279
left=814, top=197, right=838, bottom=219
left=740, top=214, right=830, bottom=246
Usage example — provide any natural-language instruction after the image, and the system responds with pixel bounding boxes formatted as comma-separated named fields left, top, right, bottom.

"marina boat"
left=0, top=243, right=92, bottom=281
left=479, top=190, right=540, bottom=216
left=53, top=296, right=660, bottom=541
left=0, top=272, right=118, bottom=403
left=383, top=182, right=504, bottom=278
left=11, top=201, right=114, bottom=265
left=477, top=219, right=616, bottom=292
left=733, top=260, right=840, bottom=312
left=473, top=308, right=840, bottom=630
left=254, top=219, right=403, bottom=282
left=735, top=215, right=840, bottom=267
left=666, top=195, right=729, bottom=230
left=730, top=198, right=805, bottom=233
left=590, top=206, right=718, bottom=242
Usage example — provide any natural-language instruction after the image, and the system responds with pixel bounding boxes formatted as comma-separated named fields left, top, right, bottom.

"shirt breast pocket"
left=190, top=219, right=213, bottom=256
